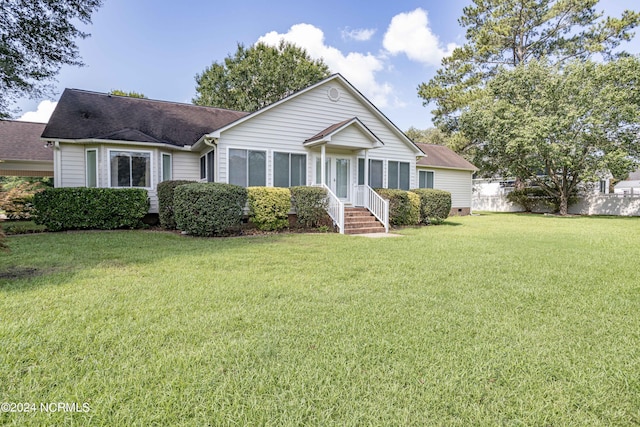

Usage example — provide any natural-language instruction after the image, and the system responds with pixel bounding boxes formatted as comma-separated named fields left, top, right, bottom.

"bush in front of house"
left=0, top=225, right=7, bottom=252
left=290, top=186, right=329, bottom=228
left=174, top=183, right=247, bottom=237
left=411, top=188, right=451, bottom=224
left=33, top=187, right=149, bottom=231
left=157, top=180, right=195, bottom=229
left=374, top=189, right=421, bottom=226
left=247, top=187, right=291, bottom=231
left=0, top=180, right=46, bottom=220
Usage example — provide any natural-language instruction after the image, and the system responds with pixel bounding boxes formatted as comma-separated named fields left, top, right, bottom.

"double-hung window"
left=229, top=149, right=266, bottom=187
left=200, top=150, right=215, bottom=182
left=357, top=158, right=383, bottom=188
left=86, top=149, right=98, bottom=187
left=419, top=170, right=434, bottom=188
left=274, top=152, right=306, bottom=187
left=161, top=153, right=172, bottom=182
left=388, top=161, right=410, bottom=190
left=109, top=150, right=151, bottom=188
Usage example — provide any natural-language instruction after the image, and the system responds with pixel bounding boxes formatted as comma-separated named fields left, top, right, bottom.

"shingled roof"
left=42, top=89, right=249, bottom=147
left=0, top=120, right=50, bottom=161
left=415, top=143, right=477, bottom=171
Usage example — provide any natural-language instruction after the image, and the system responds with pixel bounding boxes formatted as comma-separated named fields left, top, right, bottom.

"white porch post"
left=321, top=144, right=326, bottom=186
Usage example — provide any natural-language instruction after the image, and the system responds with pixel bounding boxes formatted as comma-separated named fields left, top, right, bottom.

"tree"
left=459, top=57, right=640, bottom=215
left=405, top=127, right=448, bottom=145
left=418, top=0, right=640, bottom=135
left=193, top=41, right=331, bottom=112
left=0, top=0, right=103, bottom=118
left=109, top=90, right=147, bottom=98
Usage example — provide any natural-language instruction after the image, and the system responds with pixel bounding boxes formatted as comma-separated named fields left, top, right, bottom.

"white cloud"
left=383, top=8, right=457, bottom=66
left=18, top=100, right=57, bottom=123
left=341, top=27, right=376, bottom=42
left=257, top=23, right=394, bottom=107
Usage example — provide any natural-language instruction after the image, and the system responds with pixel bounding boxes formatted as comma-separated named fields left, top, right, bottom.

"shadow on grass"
left=0, top=229, right=294, bottom=293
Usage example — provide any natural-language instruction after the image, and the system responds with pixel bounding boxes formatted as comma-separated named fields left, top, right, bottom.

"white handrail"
left=356, top=185, right=389, bottom=233
left=320, top=184, right=344, bottom=234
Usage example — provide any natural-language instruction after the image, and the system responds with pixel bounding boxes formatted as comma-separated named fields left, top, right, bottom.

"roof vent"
left=327, top=87, right=341, bottom=102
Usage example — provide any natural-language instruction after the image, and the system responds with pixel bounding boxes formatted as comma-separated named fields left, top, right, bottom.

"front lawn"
left=1, top=214, right=639, bottom=425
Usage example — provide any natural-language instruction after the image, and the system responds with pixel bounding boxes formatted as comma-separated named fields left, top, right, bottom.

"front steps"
left=344, top=207, right=386, bottom=234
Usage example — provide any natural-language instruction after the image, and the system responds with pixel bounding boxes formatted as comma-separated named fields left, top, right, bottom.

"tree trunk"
left=559, top=192, right=569, bottom=216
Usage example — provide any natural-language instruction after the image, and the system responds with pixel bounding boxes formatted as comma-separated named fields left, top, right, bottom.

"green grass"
left=1, top=213, right=639, bottom=425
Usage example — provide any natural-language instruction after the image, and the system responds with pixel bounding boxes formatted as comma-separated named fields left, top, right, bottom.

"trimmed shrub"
left=247, top=187, right=291, bottom=231
left=33, top=187, right=149, bottom=231
left=374, top=189, right=420, bottom=226
left=174, top=183, right=247, bottom=237
left=157, top=180, right=194, bottom=229
left=290, top=186, right=329, bottom=228
left=406, top=191, right=421, bottom=225
left=411, top=188, right=451, bottom=224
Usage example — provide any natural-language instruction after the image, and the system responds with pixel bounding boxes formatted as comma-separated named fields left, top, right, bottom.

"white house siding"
left=215, top=79, right=418, bottom=190
left=58, top=143, right=85, bottom=187
left=421, top=167, right=474, bottom=213
left=172, top=151, right=200, bottom=181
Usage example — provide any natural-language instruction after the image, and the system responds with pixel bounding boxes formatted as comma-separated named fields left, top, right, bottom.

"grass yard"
left=1, top=213, right=639, bottom=425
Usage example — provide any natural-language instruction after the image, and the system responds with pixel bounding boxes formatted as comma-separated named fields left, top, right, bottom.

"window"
left=599, top=179, right=607, bottom=194
left=357, top=158, right=383, bottom=188
left=161, top=153, right=172, bottom=182
left=109, top=151, right=150, bottom=188
left=229, top=149, right=266, bottom=187
left=388, top=161, right=410, bottom=190
left=86, top=149, right=97, bottom=187
left=200, top=156, right=206, bottom=180
left=274, top=152, right=306, bottom=187
left=200, top=150, right=215, bottom=182
left=419, top=170, right=434, bottom=189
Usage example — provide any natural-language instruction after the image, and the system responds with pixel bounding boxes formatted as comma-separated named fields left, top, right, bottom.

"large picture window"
left=419, top=170, right=434, bottom=188
left=274, top=152, right=306, bottom=187
left=229, top=149, right=266, bottom=187
left=357, top=158, right=383, bottom=188
left=388, top=161, right=410, bottom=190
left=109, top=151, right=151, bottom=188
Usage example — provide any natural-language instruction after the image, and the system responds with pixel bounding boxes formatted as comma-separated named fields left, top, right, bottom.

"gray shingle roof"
left=415, top=143, right=477, bottom=171
left=42, top=89, right=249, bottom=147
left=0, top=120, right=51, bottom=161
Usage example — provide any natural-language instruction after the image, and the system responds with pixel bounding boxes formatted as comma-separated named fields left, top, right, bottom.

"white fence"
left=473, top=193, right=640, bottom=216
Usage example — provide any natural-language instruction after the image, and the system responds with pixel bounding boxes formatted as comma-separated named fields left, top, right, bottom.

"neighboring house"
left=41, top=74, right=476, bottom=233
left=415, top=143, right=478, bottom=215
left=0, top=120, right=52, bottom=177
left=614, top=168, right=640, bottom=195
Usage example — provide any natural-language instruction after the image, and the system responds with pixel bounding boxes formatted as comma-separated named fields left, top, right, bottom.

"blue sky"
left=15, top=0, right=640, bottom=131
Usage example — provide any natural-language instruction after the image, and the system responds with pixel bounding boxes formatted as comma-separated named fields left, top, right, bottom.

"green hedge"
left=410, top=189, right=451, bottom=224
left=290, top=186, right=329, bottom=228
left=247, top=187, right=291, bottom=231
left=157, top=180, right=194, bottom=229
left=174, top=183, right=247, bottom=237
left=33, top=187, right=149, bottom=231
left=374, top=189, right=421, bottom=226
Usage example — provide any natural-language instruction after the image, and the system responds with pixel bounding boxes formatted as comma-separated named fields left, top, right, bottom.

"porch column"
left=364, top=149, right=369, bottom=186
left=321, top=144, right=326, bottom=186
